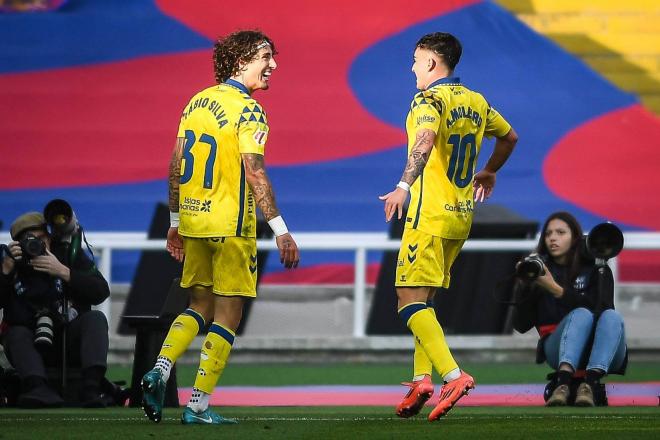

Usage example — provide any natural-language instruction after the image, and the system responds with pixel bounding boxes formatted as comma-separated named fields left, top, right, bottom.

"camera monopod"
left=585, top=222, right=624, bottom=313
left=44, top=199, right=80, bottom=397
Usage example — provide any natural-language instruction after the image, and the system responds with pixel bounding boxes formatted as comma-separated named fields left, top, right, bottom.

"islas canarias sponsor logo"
left=180, top=197, right=211, bottom=213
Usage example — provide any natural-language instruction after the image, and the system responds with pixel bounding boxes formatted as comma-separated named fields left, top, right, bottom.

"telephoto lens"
left=34, top=312, right=55, bottom=348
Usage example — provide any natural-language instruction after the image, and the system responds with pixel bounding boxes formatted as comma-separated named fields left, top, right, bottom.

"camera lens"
left=23, top=237, right=46, bottom=258
left=34, top=314, right=54, bottom=347
left=516, top=255, right=545, bottom=280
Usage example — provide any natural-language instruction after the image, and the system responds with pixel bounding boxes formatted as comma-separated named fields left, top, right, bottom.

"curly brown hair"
left=213, top=30, right=276, bottom=84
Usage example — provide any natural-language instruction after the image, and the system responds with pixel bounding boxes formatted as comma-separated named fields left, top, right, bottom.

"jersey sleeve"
left=409, top=91, right=443, bottom=133
left=237, top=101, right=269, bottom=155
left=483, top=104, right=511, bottom=139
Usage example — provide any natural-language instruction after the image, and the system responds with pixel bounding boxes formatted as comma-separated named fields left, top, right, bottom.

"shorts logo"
left=249, top=255, right=257, bottom=273
left=407, top=243, right=418, bottom=263
left=201, top=200, right=212, bottom=212
left=400, top=275, right=407, bottom=282
left=397, top=259, right=404, bottom=267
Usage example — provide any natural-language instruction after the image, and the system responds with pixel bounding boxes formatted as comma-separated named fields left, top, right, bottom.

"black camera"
left=18, top=234, right=46, bottom=261
left=516, top=253, right=546, bottom=281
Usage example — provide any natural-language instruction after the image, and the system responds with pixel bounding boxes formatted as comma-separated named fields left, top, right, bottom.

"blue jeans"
left=543, top=308, right=627, bottom=373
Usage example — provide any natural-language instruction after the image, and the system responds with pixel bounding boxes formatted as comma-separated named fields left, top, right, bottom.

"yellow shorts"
left=395, top=228, right=465, bottom=288
left=180, top=236, right=257, bottom=297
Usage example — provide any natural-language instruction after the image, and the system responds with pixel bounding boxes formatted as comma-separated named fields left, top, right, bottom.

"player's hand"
left=276, top=233, right=299, bottom=269
left=379, top=187, right=408, bottom=222
left=473, top=169, right=496, bottom=202
left=166, top=227, right=185, bottom=262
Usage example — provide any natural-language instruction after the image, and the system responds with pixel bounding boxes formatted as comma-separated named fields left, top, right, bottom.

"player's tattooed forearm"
left=168, top=137, right=185, bottom=212
left=252, top=183, right=279, bottom=220
left=401, top=130, right=433, bottom=184
left=243, top=153, right=280, bottom=221
left=243, top=152, right=265, bottom=173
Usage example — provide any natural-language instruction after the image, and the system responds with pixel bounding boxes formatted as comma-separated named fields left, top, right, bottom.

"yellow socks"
left=156, top=308, right=205, bottom=380
left=399, top=302, right=458, bottom=378
left=412, top=301, right=436, bottom=379
left=193, top=322, right=235, bottom=394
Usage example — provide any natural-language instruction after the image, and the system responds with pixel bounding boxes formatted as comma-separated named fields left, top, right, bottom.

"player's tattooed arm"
left=400, top=128, right=435, bottom=185
left=168, top=137, right=185, bottom=213
left=242, top=153, right=280, bottom=221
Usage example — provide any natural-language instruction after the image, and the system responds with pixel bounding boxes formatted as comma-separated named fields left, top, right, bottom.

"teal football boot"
left=141, top=368, right=166, bottom=423
left=181, top=406, right=238, bottom=425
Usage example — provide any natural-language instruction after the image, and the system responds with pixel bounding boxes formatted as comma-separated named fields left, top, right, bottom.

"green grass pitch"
left=1, top=362, right=658, bottom=439
left=0, top=407, right=658, bottom=439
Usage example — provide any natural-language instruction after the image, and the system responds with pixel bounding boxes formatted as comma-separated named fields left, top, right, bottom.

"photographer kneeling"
left=511, top=211, right=627, bottom=407
left=0, top=212, right=111, bottom=408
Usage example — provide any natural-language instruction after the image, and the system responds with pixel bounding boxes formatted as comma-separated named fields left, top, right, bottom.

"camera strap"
left=491, top=272, right=523, bottom=305
left=0, top=244, right=14, bottom=261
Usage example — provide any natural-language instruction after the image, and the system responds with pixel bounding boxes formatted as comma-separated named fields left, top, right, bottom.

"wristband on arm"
left=268, top=216, right=289, bottom=237
left=170, top=212, right=180, bottom=228
left=396, top=181, right=410, bottom=192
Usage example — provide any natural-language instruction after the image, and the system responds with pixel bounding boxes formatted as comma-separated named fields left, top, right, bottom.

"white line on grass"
left=0, top=415, right=654, bottom=423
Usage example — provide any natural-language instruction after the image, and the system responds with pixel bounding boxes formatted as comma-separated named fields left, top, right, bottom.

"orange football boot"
left=428, top=371, right=475, bottom=421
left=396, top=375, right=434, bottom=418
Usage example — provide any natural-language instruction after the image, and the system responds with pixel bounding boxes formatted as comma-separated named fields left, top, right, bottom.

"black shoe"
left=17, top=384, right=64, bottom=408
left=81, top=391, right=115, bottom=408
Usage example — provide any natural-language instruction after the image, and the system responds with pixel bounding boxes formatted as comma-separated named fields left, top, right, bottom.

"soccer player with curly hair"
left=380, top=32, right=518, bottom=421
left=141, top=29, right=299, bottom=425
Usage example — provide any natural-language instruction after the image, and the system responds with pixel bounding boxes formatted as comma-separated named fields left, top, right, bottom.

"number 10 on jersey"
left=446, top=133, right=477, bottom=188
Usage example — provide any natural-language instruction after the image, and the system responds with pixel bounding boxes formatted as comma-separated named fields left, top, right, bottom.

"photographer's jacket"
left=512, top=258, right=614, bottom=362
left=0, top=241, right=109, bottom=328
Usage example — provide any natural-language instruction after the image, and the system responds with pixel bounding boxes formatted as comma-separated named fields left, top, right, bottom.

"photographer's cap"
left=10, top=212, right=47, bottom=241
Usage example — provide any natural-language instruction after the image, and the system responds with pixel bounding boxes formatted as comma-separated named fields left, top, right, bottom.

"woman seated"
left=512, top=211, right=627, bottom=406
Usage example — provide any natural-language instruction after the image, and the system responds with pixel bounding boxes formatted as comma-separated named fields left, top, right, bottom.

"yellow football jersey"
left=176, top=79, right=269, bottom=238
left=405, top=77, right=511, bottom=239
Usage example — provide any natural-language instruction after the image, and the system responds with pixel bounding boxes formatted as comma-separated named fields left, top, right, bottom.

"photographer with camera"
left=0, top=209, right=111, bottom=408
left=511, top=211, right=627, bottom=407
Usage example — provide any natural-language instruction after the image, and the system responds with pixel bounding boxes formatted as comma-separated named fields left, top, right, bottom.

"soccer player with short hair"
left=379, top=32, right=518, bottom=421
left=141, top=29, right=300, bottom=425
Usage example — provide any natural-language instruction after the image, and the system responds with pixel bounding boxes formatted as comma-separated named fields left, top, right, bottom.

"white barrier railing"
left=1, top=231, right=660, bottom=337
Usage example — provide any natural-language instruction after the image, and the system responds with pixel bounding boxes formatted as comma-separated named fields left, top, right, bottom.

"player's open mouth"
left=263, top=71, right=272, bottom=81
